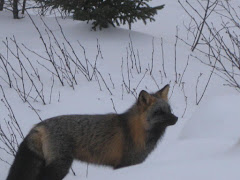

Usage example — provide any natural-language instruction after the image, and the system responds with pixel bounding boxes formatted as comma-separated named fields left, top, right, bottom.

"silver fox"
left=6, top=84, right=178, bottom=180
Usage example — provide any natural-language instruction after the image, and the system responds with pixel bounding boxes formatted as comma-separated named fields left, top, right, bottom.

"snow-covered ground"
left=1, top=0, right=240, bottom=179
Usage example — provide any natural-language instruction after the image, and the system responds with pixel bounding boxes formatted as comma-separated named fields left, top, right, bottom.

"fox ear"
left=155, top=84, right=170, bottom=102
left=138, top=90, right=151, bottom=105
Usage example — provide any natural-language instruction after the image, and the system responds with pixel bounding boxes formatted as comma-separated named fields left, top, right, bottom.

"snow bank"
left=180, top=95, right=240, bottom=139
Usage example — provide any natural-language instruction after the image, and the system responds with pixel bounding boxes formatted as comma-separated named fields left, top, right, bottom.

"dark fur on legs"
left=39, top=158, right=73, bottom=180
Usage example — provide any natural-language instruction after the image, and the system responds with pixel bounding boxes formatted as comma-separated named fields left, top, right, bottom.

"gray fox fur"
left=6, top=84, right=178, bottom=180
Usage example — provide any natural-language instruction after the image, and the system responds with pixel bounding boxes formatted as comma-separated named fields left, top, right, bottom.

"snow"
left=181, top=95, right=240, bottom=139
left=1, top=0, right=240, bottom=179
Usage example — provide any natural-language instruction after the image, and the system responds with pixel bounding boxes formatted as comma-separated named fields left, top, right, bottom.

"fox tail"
left=6, top=138, right=44, bottom=180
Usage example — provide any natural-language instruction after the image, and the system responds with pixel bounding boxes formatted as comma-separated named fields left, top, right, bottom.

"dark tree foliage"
left=35, top=0, right=164, bottom=30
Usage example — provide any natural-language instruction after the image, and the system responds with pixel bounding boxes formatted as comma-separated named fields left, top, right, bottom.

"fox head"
left=137, top=84, right=178, bottom=127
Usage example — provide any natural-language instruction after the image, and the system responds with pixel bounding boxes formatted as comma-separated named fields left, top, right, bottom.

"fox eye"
left=154, top=110, right=164, bottom=116
left=166, top=106, right=172, bottom=113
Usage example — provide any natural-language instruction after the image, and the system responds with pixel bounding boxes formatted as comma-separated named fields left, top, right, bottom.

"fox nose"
left=174, top=115, right=178, bottom=121
left=169, top=114, right=178, bottom=125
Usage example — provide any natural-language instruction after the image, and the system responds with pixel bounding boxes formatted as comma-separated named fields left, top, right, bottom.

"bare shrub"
left=178, top=0, right=240, bottom=92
